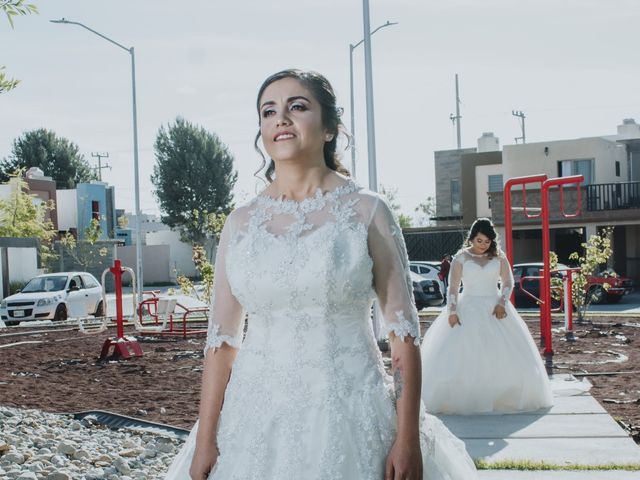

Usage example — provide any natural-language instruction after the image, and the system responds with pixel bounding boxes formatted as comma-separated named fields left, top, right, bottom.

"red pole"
left=503, top=174, right=547, bottom=304
left=541, top=183, right=552, bottom=357
left=110, top=259, right=124, bottom=340
left=540, top=175, right=584, bottom=364
left=566, top=271, right=574, bottom=333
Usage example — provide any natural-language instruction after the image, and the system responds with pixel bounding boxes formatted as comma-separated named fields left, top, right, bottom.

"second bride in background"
left=420, top=218, right=553, bottom=415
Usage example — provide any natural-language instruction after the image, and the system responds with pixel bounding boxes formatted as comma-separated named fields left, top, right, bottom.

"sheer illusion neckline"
left=255, top=178, right=359, bottom=211
left=463, top=248, right=489, bottom=258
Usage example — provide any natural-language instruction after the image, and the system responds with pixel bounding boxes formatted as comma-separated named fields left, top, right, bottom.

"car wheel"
left=588, top=286, right=605, bottom=305
left=94, top=300, right=104, bottom=317
left=53, top=304, right=67, bottom=322
left=5, top=320, right=18, bottom=327
left=606, top=294, right=622, bottom=304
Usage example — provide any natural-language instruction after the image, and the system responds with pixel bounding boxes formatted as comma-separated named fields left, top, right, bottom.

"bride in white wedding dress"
left=420, top=218, right=553, bottom=415
left=164, top=70, right=477, bottom=479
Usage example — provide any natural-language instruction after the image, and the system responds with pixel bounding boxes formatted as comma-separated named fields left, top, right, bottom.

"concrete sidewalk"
left=438, top=375, right=640, bottom=479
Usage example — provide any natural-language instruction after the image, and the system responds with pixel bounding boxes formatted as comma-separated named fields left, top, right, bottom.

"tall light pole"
left=51, top=18, right=143, bottom=302
left=362, top=0, right=379, bottom=193
left=349, top=20, right=397, bottom=181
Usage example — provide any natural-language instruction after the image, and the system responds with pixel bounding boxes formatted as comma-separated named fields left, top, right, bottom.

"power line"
left=512, top=110, right=526, bottom=144
left=91, top=152, right=111, bottom=181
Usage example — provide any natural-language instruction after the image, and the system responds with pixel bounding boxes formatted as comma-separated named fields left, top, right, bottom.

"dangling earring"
left=325, top=134, right=334, bottom=142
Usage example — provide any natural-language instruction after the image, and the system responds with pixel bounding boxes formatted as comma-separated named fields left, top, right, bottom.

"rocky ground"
left=0, top=405, right=182, bottom=480
left=0, top=314, right=638, bottom=478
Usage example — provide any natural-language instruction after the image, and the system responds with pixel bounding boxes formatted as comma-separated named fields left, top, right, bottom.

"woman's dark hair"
left=465, top=217, right=500, bottom=257
left=253, top=69, right=350, bottom=182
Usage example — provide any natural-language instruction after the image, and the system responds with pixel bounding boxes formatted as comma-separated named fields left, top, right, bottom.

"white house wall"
left=503, top=137, right=627, bottom=186
left=56, top=189, right=78, bottom=231
left=145, top=230, right=198, bottom=278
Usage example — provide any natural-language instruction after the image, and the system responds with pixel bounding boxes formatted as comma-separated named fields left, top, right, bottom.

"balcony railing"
left=587, top=181, right=640, bottom=211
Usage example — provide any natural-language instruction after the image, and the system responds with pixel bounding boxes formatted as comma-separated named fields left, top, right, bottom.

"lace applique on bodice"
left=204, top=178, right=421, bottom=354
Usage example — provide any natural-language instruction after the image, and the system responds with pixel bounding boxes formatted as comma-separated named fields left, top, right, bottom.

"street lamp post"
left=349, top=20, right=397, bottom=181
left=362, top=0, right=377, bottom=193
left=51, top=18, right=143, bottom=302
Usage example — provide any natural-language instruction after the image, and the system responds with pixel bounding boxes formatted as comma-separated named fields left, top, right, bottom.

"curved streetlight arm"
left=350, top=20, right=398, bottom=50
left=50, top=17, right=144, bottom=303
left=348, top=20, right=397, bottom=180
left=50, top=18, right=131, bottom=53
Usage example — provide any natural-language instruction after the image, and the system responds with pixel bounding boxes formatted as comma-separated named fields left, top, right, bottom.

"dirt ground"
left=1, top=315, right=638, bottom=444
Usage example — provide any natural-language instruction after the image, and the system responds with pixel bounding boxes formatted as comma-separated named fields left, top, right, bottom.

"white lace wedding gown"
left=165, top=179, right=477, bottom=479
left=421, top=249, right=554, bottom=415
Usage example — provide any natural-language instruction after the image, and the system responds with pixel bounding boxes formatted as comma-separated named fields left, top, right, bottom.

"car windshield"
left=21, top=276, right=68, bottom=293
left=599, top=268, right=618, bottom=277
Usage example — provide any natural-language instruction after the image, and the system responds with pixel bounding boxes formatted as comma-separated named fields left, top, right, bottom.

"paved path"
left=440, top=375, right=640, bottom=479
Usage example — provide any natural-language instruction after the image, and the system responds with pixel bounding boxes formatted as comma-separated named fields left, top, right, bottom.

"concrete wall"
left=7, top=247, right=38, bottom=283
left=116, top=244, right=171, bottom=285
left=145, top=229, right=197, bottom=279
left=503, top=137, right=627, bottom=186
left=434, top=148, right=475, bottom=218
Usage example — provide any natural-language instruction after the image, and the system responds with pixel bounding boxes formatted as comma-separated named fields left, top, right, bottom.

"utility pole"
left=91, top=152, right=111, bottom=181
left=449, top=74, right=462, bottom=149
left=512, top=110, right=526, bottom=144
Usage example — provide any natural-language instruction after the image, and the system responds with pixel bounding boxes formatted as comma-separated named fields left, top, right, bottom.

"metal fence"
left=587, top=181, right=640, bottom=211
left=403, top=229, right=467, bottom=261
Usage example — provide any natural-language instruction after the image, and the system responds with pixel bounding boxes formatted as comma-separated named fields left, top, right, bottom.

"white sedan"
left=0, top=272, right=103, bottom=326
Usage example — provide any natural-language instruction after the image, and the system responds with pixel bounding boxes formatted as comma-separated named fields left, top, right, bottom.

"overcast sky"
left=2, top=0, right=639, bottom=217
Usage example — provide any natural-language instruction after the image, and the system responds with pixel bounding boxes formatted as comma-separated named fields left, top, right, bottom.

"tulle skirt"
left=421, top=293, right=554, bottom=415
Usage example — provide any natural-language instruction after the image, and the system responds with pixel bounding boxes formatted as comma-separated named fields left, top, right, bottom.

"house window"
left=91, top=201, right=100, bottom=221
left=451, top=179, right=461, bottom=215
left=615, top=161, right=621, bottom=177
left=558, top=159, right=594, bottom=185
left=487, top=174, right=503, bottom=208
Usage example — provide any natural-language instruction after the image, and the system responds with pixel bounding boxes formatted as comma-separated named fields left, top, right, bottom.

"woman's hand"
left=385, top=437, right=423, bottom=480
left=448, top=314, right=461, bottom=328
left=189, top=439, right=219, bottom=480
left=493, top=304, right=507, bottom=320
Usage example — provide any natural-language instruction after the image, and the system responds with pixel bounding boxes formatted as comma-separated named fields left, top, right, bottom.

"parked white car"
left=409, top=261, right=446, bottom=295
left=0, top=272, right=103, bottom=326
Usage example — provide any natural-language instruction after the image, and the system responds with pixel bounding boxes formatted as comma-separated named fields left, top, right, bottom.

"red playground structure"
left=503, top=174, right=584, bottom=372
left=99, top=259, right=143, bottom=360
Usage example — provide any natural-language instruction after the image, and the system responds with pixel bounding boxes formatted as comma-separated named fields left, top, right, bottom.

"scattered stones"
left=0, top=406, right=183, bottom=479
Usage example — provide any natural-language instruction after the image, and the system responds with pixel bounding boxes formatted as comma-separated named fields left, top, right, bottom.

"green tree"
left=0, top=171, right=56, bottom=263
left=414, top=196, right=436, bottom=227
left=380, top=185, right=413, bottom=228
left=176, top=212, right=227, bottom=302
left=1, top=0, right=38, bottom=93
left=1, top=129, right=96, bottom=188
left=152, top=117, right=237, bottom=244
left=550, top=227, right=614, bottom=322
left=56, top=218, right=108, bottom=271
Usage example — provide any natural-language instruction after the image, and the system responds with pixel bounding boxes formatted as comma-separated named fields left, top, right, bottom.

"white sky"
left=2, top=0, right=640, bottom=217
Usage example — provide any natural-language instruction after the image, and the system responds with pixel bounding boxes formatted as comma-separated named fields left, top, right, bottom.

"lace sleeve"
left=204, top=213, right=245, bottom=355
left=367, top=197, right=420, bottom=346
left=446, top=254, right=464, bottom=314
left=498, top=254, right=514, bottom=306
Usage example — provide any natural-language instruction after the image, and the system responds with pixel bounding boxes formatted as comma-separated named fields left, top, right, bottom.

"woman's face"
left=258, top=77, right=329, bottom=164
left=470, top=232, right=492, bottom=253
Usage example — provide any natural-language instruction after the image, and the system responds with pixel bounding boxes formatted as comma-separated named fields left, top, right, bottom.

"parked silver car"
left=0, top=272, right=103, bottom=326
